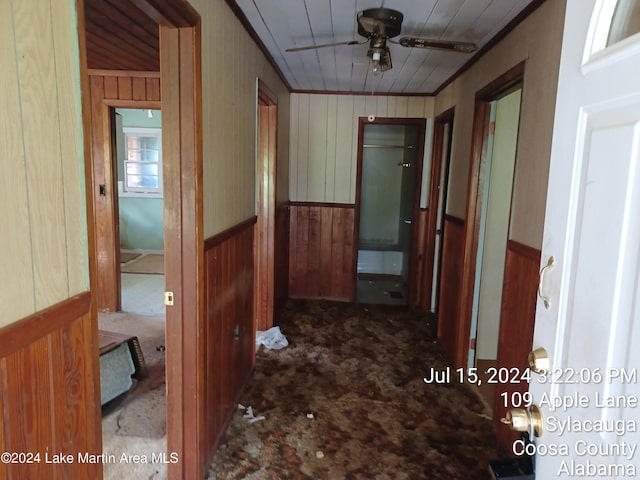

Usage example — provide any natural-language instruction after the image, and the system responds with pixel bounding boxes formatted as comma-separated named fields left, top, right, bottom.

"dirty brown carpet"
left=208, top=300, right=502, bottom=480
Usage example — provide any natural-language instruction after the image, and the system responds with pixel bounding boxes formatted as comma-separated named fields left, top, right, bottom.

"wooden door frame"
left=255, top=79, right=278, bottom=332
left=353, top=117, right=427, bottom=303
left=454, top=61, right=525, bottom=368
left=156, top=21, right=204, bottom=480
left=91, top=95, right=161, bottom=312
left=421, top=108, right=454, bottom=312
left=85, top=0, right=203, bottom=477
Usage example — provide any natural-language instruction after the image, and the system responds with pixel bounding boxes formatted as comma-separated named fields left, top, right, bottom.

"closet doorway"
left=355, top=118, right=426, bottom=305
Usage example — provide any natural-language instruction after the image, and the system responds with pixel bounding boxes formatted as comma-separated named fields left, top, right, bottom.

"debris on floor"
left=238, top=404, right=265, bottom=423
left=255, top=326, right=289, bottom=350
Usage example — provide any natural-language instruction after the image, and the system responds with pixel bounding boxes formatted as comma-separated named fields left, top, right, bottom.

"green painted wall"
left=116, top=108, right=164, bottom=251
left=117, top=108, right=162, bottom=128
left=118, top=196, right=164, bottom=251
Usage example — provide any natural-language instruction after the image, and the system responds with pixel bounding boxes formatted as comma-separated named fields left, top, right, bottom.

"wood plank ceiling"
left=233, top=0, right=539, bottom=94
left=83, top=0, right=542, bottom=94
left=84, top=0, right=159, bottom=71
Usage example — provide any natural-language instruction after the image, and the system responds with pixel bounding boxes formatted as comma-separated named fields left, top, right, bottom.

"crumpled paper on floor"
left=238, top=404, right=265, bottom=423
left=255, top=326, right=289, bottom=350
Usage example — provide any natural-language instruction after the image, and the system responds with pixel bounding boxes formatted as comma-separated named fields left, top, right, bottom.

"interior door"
left=429, top=117, right=453, bottom=313
left=523, top=0, right=640, bottom=477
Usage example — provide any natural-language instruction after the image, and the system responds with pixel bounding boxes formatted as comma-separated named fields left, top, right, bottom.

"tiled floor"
left=356, top=278, right=407, bottom=305
left=121, top=273, right=165, bottom=315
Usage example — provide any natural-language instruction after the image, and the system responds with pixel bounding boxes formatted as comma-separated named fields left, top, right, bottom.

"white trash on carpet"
left=255, top=326, right=289, bottom=350
left=238, top=404, right=265, bottom=423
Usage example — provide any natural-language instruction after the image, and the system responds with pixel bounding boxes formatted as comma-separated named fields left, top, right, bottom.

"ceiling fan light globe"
left=371, top=51, right=382, bottom=76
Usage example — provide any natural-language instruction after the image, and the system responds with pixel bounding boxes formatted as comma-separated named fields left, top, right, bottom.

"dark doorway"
left=355, top=118, right=425, bottom=305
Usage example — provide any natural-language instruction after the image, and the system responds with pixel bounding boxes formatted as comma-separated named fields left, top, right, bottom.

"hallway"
left=208, top=300, right=502, bottom=479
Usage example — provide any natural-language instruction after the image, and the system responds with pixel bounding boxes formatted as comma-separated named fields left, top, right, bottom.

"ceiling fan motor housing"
left=357, top=8, right=404, bottom=39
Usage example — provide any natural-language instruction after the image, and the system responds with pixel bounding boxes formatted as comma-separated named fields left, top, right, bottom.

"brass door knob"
left=528, top=347, right=550, bottom=374
left=501, top=405, right=544, bottom=437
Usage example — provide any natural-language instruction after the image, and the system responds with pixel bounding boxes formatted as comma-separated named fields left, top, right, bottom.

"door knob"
left=501, top=405, right=544, bottom=437
left=528, top=347, right=550, bottom=374
left=538, top=256, right=555, bottom=309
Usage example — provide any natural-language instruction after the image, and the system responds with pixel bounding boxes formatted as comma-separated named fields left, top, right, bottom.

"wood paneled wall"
left=290, top=94, right=434, bottom=204
left=88, top=71, right=161, bottom=311
left=204, top=218, right=256, bottom=461
left=434, top=0, right=564, bottom=246
left=189, top=0, right=290, bottom=239
left=88, top=70, right=161, bottom=102
left=437, top=215, right=466, bottom=363
left=288, top=203, right=429, bottom=306
left=493, top=240, right=540, bottom=449
left=289, top=202, right=356, bottom=301
left=0, top=0, right=88, bottom=325
left=0, top=293, right=101, bottom=479
left=274, top=203, right=291, bottom=315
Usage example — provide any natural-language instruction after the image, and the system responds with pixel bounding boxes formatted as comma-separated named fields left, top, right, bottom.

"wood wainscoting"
left=493, top=240, right=541, bottom=450
left=289, top=202, right=356, bottom=301
left=88, top=70, right=161, bottom=312
left=274, top=203, right=291, bottom=316
left=436, top=215, right=466, bottom=363
left=0, top=292, right=102, bottom=479
left=204, top=218, right=256, bottom=462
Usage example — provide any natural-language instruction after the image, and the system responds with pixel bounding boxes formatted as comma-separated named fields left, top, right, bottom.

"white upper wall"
left=436, top=0, right=566, bottom=249
left=0, top=0, right=88, bottom=326
left=289, top=94, right=435, bottom=204
left=190, top=0, right=291, bottom=238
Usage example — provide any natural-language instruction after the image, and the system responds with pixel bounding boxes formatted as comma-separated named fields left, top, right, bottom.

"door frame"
left=93, top=97, right=162, bottom=312
left=255, top=79, right=278, bottom=332
left=353, top=117, right=427, bottom=303
left=454, top=62, right=525, bottom=368
left=157, top=19, right=203, bottom=480
left=84, top=0, right=203, bottom=477
left=421, top=108, right=454, bottom=312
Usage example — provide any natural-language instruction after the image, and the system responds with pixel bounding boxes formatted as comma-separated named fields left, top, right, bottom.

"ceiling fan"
left=286, top=8, right=477, bottom=75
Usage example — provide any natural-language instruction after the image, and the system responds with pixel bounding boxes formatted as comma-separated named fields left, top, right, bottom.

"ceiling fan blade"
left=286, top=39, right=364, bottom=52
left=358, top=15, right=386, bottom=36
left=399, top=37, right=477, bottom=53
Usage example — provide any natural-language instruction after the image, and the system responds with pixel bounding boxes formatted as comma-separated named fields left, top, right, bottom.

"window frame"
left=122, top=127, right=163, bottom=196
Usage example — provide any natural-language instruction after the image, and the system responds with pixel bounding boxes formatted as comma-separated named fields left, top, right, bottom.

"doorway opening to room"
left=115, top=108, right=165, bottom=316
left=468, top=85, right=522, bottom=410
left=99, top=105, right=169, bottom=475
left=255, top=80, right=284, bottom=332
left=355, top=118, right=426, bottom=305
left=84, top=0, right=202, bottom=476
left=421, top=110, right=454, bottom=314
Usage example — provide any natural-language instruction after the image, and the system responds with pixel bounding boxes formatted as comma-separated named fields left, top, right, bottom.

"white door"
left=526, top=0, right=640, bottom=478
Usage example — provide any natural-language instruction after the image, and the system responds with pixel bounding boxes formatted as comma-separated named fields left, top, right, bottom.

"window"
left=591, top=0, right=640, bottom=55
left=607, top=0, right=640, bottom=46
left=123, top=127, right=162, bottom=194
